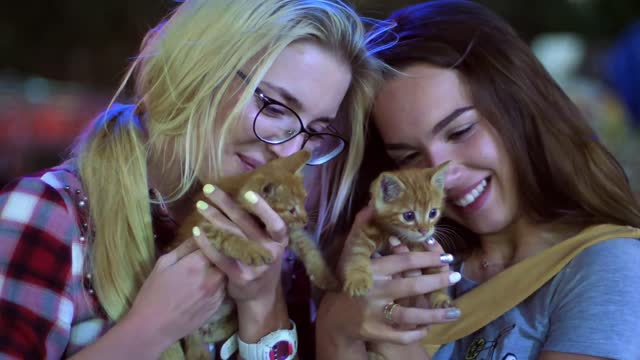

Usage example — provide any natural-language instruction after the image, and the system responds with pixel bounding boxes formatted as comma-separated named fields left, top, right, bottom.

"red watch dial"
left=269, top=340, right=293, bottom=360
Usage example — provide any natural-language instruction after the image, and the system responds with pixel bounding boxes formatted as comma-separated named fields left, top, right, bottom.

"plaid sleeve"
left=0, top=176, right=75, bottom=360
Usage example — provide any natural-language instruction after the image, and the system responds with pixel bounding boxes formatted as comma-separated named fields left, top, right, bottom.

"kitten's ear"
left=430, top=161, right=450, bottom=192
left=283, top=150, right=311, bottom=175
left=375, top=172, right=405, bottom=203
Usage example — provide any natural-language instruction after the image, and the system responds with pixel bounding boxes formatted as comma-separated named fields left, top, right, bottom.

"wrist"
left=316, top=317, right=364, bottom=353
left=369, top=342, right=429, bottom=359
left=315, top=292, right=367, bottom=359
left=98, top=313, right=169, bottom=359
left=237, top=285, right=289, bottom=343
left=237, top=319, right=298, bottom=360
left=316, top=330, right=366, bottom=360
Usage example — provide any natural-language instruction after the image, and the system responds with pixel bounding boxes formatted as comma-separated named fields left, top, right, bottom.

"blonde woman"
left=0, top=1, right=384, bottom=359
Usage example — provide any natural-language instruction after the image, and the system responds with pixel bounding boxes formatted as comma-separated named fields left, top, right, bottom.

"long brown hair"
left=356, top=0, right=640, bottom=252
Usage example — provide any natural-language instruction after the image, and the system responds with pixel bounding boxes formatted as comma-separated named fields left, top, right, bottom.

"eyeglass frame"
left=236, top=70, right=348, bottom=165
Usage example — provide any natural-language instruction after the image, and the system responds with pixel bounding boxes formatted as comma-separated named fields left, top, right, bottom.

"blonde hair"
left=72, top=0, right=385, bottom=357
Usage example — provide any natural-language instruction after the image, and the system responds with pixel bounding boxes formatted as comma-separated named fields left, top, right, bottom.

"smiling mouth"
left=452, top=177, right=490, bottom=208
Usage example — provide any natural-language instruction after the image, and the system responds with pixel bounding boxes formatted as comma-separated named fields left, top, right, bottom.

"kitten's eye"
left=429, top=209, right=439, bottom=219
left=263, top=183, right=275, bottom=195
left=402, top=211, right=415, bottom=222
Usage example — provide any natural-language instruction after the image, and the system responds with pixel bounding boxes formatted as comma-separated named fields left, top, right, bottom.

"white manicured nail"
left=389, top=237, right=401, bottom=247
left=449, top=272, right=462, bottom=284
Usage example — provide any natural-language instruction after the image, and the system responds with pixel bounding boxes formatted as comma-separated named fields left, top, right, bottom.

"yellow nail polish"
left=192, top=226, right=201, bottom=237
left=203, top=184, right=216, bottom=195
left=244, top=190, right=259, bottom=204
left=196, top=200, right=208, bottom=211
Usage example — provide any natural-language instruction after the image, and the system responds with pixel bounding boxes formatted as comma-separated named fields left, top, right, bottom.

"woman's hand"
left=316, top=207, right=461, bottom=359
left=122, top=239, right=227, bottom=356
left=193, top=185, right=290, bottom=342
left=367, top=241, right=447, bottom=359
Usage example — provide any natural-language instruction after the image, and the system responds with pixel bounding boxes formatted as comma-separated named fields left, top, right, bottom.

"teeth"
left=454, top=179, right=487, bottom=207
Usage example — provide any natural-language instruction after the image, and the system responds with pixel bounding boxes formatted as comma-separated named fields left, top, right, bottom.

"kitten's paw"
left=430, top=291, right=454, bottom=309
left=237, top=246, right=273, bottom=266
left=221, top=240, right=273, bottom=266
left=184, top=334, right=211, bottom=360
left=367, top=352, right=386, bottom=360
left=343, top=270, right=373, bottom=297
left=310, top=270, right=340, bottom=291
left=185, top=345, right=212, bottom=360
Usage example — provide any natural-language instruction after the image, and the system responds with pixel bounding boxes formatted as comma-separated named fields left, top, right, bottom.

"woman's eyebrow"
left=261, top=80, right=303, bottom=111
left=432, top=106, right=474, bottom=136
left=384, top=106, right=474, bottom=152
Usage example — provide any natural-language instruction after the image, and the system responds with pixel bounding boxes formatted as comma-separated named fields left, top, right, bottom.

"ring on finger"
left=383, top=301, right=399, bottom=323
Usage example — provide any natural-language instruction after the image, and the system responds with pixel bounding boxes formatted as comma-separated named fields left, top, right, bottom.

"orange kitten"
left=341, top=162, right=452, bottom=308
left=166, top=150, right=337, bottom=358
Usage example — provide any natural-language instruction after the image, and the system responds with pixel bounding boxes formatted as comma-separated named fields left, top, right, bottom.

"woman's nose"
left=268, top=134, right=306, bottom=158
left=443, top=162, right=463, bottom=190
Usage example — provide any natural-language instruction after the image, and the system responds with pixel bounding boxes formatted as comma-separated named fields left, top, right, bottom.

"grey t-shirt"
left=433, top=238, right=640, bottom=360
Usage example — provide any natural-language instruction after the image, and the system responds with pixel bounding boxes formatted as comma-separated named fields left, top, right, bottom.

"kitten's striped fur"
left=342, top=162, right=452, bottom=309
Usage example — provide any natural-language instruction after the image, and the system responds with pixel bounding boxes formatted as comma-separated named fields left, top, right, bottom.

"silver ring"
left=383, top=301, right=399, bottom=323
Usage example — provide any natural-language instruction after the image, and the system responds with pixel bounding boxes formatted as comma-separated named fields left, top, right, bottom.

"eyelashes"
left=391, top=123, right=478, bottom=165
left=447, top=122, right=476, bottom=142
left=395, top=153, right=419, bottom=166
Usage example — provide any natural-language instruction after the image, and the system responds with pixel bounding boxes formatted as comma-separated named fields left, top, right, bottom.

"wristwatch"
left=237, top=320, right=298, bottom=360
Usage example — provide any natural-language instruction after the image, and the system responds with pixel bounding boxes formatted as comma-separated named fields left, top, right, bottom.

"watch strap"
left=220, top=333, right=238, bottom=360
left=237, top=320, right=297, bottom=360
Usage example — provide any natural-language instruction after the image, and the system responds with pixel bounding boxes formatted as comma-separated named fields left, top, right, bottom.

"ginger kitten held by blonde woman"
left=169, top=150, right=338, bottom=358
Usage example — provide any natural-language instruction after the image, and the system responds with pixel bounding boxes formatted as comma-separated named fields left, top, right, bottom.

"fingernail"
left=388, top=236, right=401, bottom=247
left=203, top=184, right=216, bottom=195
left=449, top=272, right=462, bottom=284
left=192, top=226, right=201, bottom=237
left=196, top=200, right=208, bottom=210
left=427, top=237, right=436, bottom=245
left=445, top=308, right=461, bottom=319
left=244, top=190, right=259, bottom=204
left=440, top=253, right=454, bottom=264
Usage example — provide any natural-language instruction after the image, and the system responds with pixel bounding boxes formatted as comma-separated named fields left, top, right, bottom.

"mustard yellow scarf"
left=422, top=223, right=640, bottom=355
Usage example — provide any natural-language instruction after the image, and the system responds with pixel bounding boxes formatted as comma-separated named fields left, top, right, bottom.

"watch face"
left=269, top=340, right=293, bottom=360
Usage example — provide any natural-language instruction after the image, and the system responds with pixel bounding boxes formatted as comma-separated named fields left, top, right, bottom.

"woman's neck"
left=464, top=217, right=581, bottom=282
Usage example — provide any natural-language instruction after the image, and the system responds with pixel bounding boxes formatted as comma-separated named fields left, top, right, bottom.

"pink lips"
left=237, top=154, right=265, bottom=171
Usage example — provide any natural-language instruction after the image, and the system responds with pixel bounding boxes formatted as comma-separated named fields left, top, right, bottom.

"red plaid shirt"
left=0, top=163, right=315, bottom=359
left=0, top=164, right=112, bottom=359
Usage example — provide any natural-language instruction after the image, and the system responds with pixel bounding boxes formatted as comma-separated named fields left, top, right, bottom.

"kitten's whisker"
left=435, top=229, right=458, bottom=238
left=436, top=224, right=460, bottom=231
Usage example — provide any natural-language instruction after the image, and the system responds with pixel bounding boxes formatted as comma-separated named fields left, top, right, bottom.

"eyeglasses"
left=236, top=71, right=347, bottom=166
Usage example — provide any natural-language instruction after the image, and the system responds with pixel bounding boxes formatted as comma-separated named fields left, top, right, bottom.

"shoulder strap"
left=423, top=224, right=640, bottom=354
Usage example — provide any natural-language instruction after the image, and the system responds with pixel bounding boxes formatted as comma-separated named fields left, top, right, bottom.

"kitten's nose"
left=419, top=228, right=429, bottom=235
